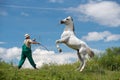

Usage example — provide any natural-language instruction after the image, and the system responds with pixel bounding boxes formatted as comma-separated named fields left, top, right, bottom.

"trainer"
left=18, top=34, right=40, bottom=69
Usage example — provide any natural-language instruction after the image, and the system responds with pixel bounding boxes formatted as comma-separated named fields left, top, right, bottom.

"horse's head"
left=60, top=16, right=75, bottom=32
left=60, top=16, right=73, bottom=25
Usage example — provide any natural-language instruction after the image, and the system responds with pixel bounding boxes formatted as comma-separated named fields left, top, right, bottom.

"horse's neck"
left=64, top=24, right=74, bottom=32
left=61, top=23, right=75, bottom=38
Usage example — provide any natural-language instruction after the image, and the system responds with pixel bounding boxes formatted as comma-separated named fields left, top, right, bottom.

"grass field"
left=0, top=47, right=120, bottom=80
left=0, top=61, right=120, bottom=80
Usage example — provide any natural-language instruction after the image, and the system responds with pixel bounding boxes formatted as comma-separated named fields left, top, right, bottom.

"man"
left=18, top=34, right=40, bottom=69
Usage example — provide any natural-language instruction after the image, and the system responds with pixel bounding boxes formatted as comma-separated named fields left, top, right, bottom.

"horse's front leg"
left=56, top=37, right=69, bottom=53
left=56, top=39, right=62, bottom=52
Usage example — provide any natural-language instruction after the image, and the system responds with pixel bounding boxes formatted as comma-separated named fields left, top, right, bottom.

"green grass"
left=0, top=61, right=120, bottom=80
left=1, top=47, right=120, bottom=80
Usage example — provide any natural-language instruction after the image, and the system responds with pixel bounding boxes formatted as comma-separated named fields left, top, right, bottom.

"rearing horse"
left=56, top=16, right=94, bottom=72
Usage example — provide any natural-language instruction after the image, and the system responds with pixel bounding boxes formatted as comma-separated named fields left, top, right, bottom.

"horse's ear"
left=70, top=16, right=73, bottom=21
left=71, top=17, right=73, bottom=21
left=68, top=16, right=73, bottom=21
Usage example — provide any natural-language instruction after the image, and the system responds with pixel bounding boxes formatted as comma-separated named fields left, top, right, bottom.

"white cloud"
left=48, top=0, right=64, bottom=3
left=1, top=5, right=65, bottom=11
left=0, top=11, right=8, bottom=16
left=82, top=31, right=110, bottom=41
left=105, top=34, right=120, bottom=42
left=68, top=1, right=120, bottom=27
left=21, top=12, right=29, bottom=16
left=30, top=49, right=77, bottom=68
left=0, top=47, right=77, bottom=68
left=0, top=47, right=21, bottom=62
left=82, top=31, right=120, bottom=42
left=88, top=0, right=104, bottom=3
left=0, top=46, right=104, bottom=68
left=0, top=42, right=6, bottom=44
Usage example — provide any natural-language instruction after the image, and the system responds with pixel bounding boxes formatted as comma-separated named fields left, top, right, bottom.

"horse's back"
left=66, top=35, right=87, bottom=50
left=61, top=31, right=88, bottom=50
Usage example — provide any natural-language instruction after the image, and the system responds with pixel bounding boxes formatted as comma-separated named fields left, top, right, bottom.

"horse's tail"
left=87, top=48, right=94, bottom=58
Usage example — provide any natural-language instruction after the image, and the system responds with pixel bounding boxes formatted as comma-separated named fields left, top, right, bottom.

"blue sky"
left=0, top=0, right=120, bottom=52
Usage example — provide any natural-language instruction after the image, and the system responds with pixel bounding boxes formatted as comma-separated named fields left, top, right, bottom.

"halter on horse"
left=56, top=16, right=94, bottom=72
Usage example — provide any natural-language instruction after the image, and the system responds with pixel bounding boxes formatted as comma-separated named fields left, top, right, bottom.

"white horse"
left=56, top=16, right=94, bottom=72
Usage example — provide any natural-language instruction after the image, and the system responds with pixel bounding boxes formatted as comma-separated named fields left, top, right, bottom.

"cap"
left=24, top=34, right=30, bottom=38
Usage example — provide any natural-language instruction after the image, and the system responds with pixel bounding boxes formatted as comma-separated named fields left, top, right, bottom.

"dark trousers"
left=18, top=50, right=36, bottom=69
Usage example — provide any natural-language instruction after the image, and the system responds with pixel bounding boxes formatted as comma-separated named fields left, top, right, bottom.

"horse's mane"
left=71, top=17, right=75, bottom=32
left=73, top=23, right=75, bottom=32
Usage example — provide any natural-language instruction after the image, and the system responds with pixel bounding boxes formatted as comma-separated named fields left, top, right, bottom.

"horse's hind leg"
left=76, top=50, right=82, bottom=71
left=76, top=49, right=86, bottom=72
left=80, top=57, right=86, bottom=72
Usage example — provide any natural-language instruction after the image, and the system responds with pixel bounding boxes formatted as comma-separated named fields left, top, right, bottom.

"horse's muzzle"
left=60, top=20, right=65, bottom=24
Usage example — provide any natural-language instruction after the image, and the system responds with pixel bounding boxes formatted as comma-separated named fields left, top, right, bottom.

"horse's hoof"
left=59, top=49, right=62, bottom=53
left=80, top=69, right=83, bottom=72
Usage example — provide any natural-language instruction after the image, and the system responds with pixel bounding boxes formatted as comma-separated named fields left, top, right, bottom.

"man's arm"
left=31, top=41, right=40, bottom=44
left=29, top=39, right=40, bottom=44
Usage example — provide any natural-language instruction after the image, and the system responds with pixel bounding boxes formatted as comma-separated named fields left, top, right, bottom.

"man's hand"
left=37, top=42, right=40, bottom=44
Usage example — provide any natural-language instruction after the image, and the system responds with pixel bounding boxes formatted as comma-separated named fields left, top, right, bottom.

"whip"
left=38, top=44, right=49, bottom=51
left=33, top=38, right=49, bottom=51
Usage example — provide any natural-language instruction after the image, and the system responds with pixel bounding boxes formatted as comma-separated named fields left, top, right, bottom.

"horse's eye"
left=66, top=18, right=69, bottom=20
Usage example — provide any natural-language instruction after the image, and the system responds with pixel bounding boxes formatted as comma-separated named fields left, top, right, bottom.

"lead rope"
left=33, top=37, right=49, bottom=51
